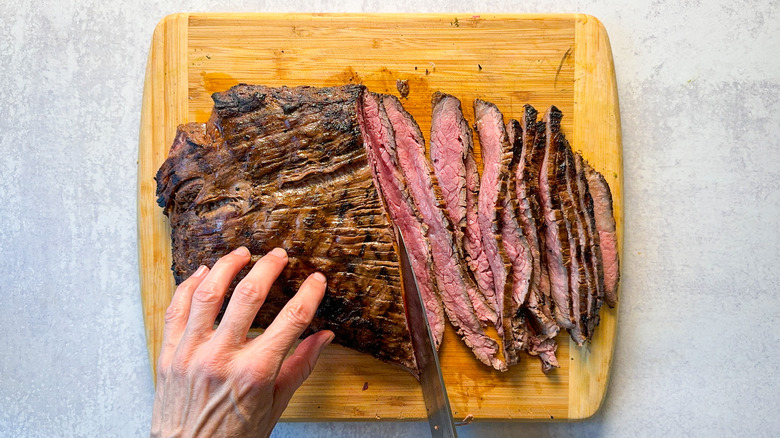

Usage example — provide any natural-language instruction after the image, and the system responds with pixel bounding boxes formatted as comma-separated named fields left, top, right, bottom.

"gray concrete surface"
left=1, top=0, right=778, bottom=436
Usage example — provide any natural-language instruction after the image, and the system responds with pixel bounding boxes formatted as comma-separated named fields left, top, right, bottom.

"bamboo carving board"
left=138, top=13, right=622, bottom=421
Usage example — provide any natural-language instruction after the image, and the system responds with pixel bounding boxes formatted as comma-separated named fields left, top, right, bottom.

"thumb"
left=271, top=330, right=335, bottom=417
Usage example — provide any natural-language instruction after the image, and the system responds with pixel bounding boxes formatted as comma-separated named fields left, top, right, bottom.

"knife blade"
left=395, top=227, right=458, bottom=438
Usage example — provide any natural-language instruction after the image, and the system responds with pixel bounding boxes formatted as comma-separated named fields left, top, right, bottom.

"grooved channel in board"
left=139, top=13, right=621, bottom=421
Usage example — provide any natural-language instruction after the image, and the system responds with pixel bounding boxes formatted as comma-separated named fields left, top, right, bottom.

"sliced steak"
left=509, top=114, right=561, bottom=372
left=380, top=94, right=503, bottom=370
left=573, top=153, right=605, bottom=335
left=503, top=120, right=533, bottom=311
left=556, top=137, right=591, bottom=345
left=527, top=336, right=559, bottom=374
left=473, top=99, right=518, bottom=366
left=359, top=93, right=446, bottom=350
left=503, top=119, right=537, bottom=363
left=429, top=92, right=498, bottom=325
left=516, top=107, right=559, bottom=342
left=537, top=107, right=576, bottom=330
left=360, top=93, right=505, bottom=369
left=156, top=84, right=418, bottom=374
left=583, top=160, right=620, bottom=307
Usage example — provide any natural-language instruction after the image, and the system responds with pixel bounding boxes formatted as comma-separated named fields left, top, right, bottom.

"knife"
left=395, top=227, right=459, bottom=438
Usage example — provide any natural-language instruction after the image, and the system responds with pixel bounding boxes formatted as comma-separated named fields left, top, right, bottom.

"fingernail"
left=232, top=246, right=250, bottom=257
left=269, top=247, right=287, bottom=258
left=312, top=272, right=327, bottom=283
left=320, top=332, right=335, bottom=352
left=194, top=265, right=208, bottom=277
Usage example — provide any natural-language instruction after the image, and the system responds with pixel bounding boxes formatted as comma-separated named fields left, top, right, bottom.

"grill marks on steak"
left=157, top=83, right=620, bottom=375
left=573, top=153, right=605, bottom=336
left=538, top=107, right=576, bottom=330
left=156, top=84, right=418, bottom=374
left=507, top=119, right=540, bottom=313
left=516, top=108, right=559, bottom=344
left=473, top=99, right=519, bottom=366
left=358, top=91, right=446, bottom=351
left=429, top=92, right=498, bottom=326
left=363, top=92, right=503, bottom=370
left=508, top=114, right=561, bottom=372
left=555, top=136, right=591, bottom=345
left=583, top=159, right=620, bottom=307
left=502, top=119, right=535, bottom=363
left=502, top=120, right=533, bottom=313
left=530, top=107, right=618, bottom=345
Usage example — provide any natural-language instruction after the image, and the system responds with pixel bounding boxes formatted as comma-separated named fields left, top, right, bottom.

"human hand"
left=150, top=247, right=334, bottom=438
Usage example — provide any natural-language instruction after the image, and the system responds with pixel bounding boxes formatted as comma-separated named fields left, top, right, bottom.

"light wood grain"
left=138, top=12, right=188, bottom=383
left=569, top=14, right=623, bottom=419
left=138, top=13, right=622, bottom=421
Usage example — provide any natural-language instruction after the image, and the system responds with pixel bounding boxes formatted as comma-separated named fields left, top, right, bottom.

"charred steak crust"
left=517, top=109, right=560, bottom=342
left=380, top=94, right=503, bottom=370
left=573, top=153, right=605, bottom=337
left=538, top=106, right=576, bottom=330
left=509, top=115, right=561, bottom=373
left=156, top=84, right=621, bottom=374
left=503, top=119, right=535, bottom=364
left=155, top=84, right=418, bottom=374
left=525, top=119, right=563, bottom=341
left=503, top=120, right=533, bottom=313
left=555, top=136, right=590, bottom=345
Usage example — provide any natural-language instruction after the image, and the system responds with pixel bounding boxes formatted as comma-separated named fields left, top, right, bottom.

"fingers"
left=245, top=272, right=328, bottom=372
left=214, top=248, right=289, bottom=344
left=158, top=265, right=209, bottom=369
left=271, top=330, right=334, bottom=420
left=182, top=247, right=252, bottom=342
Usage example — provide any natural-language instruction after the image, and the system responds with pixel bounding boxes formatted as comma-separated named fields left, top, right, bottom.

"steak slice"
left=473, top=99, right=518, bottom=366
left=527, top=337, right=559, bottom=374
left=516, top=108, right=559, bottom=343
left=583, top=160, right=620, bottom=307
left=503, top=120, right=533, bottom=312
left=358, top=92, right=446, bottom=350
left=398, top=94, right=496, bottom=330
left=573, top=153, right=605, bottom=335
left=509, top=114, right=561, bottom=373
left=503, top=119, right=536, bottom=363
left=156, top=84, right=418, bottom=374
left=530, top=121, right=558, bottom=325
left=538, top=106, right=576, bottom=330
left=429, top=92, right=498, bottom=325
left=362, top=92, right=502, bottom=369
left=556, top=137, right=591, bottom=345
left=381, top=94, right=503, bottom=369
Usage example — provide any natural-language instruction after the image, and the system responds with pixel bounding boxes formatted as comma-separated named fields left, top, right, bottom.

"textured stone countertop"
left=2, top=1, right=778, bottom=437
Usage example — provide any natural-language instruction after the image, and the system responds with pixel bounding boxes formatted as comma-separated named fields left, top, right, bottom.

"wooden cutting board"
left=138, top=13, right=622, bottom=421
